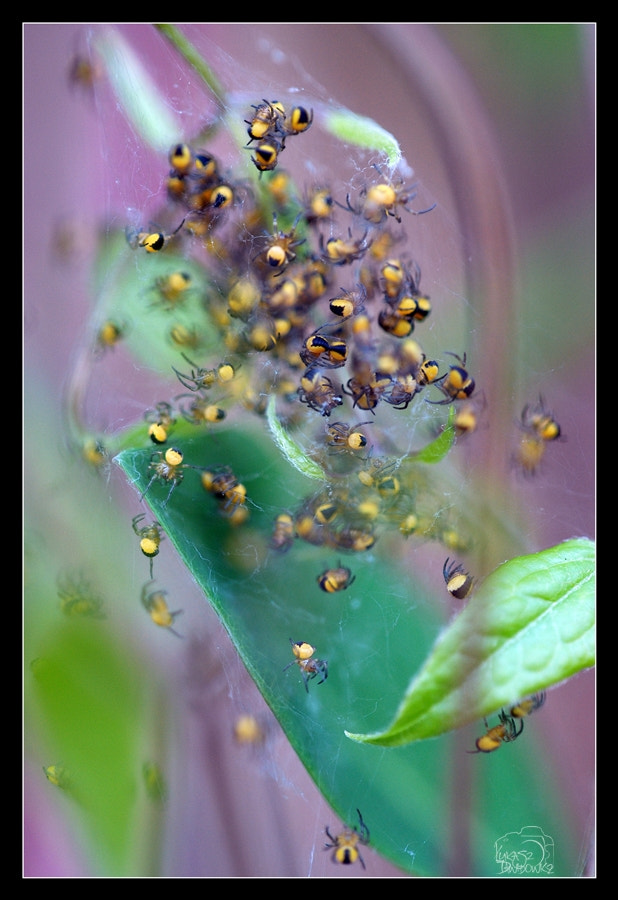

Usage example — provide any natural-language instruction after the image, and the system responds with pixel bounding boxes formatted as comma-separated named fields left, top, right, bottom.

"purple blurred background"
left=24, top=24, right=595, bottom=877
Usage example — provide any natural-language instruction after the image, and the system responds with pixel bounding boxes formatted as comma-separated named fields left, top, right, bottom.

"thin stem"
left=154, top=24, right=227, bottom=111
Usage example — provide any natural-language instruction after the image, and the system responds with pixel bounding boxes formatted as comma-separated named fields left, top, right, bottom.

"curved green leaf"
left=406, top=406, right=456, bottom=463
left=94, top=28, right=182, bottom=152
left=266, top=394, right=325, bottom=480
left=346, top=537, right=595, bottom=747
left=154, top=23, right=227, bottom=104
left=113, top=422, right=591, bottom=876
left=323, top=108, right=401, bottom=168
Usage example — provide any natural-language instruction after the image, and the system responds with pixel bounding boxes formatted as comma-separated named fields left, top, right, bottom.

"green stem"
left=153, top=24, right=227, bottom=109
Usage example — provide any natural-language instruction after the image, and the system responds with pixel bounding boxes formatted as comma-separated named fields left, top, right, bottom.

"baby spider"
left=82, top=437, right=109, bottom=470
left=319, top=228, right=372, bottom=266
left=140, top=581, right=183, bottom=638
left=140, top=447, right=187, bottom=506
left=324, top=808, right=370, bottom=869
left=415, top=355, right=441, bottom=386
left=343, top=369, right=393, bottom=414
left=428, top=352, right=475, bottom=405
left=468, top=711, right=524, bottom=754
left=250, top=136, right=284, bottom=174
left=382, top=373, right=421, bottom=410
left=144, top=401, right=176, bottom=444
left=512, top=434, right=546, bottom=477
left=508, top=692, right=546, bottom=720
left=297, top=368, right=344, bottom=417
left=200, top=465, right=239, bottom=497
left=132, top=513, right=164, bottom=579
left=442, top=557, right=474, bottom=600
left=176, top=393, right=226, bottom=426
left=328, top=284, right=368, bottom=319
left=201, top=465, right=249, bottom=521
left=343, top=165, right=436, bottom=224
left=126, top=217, right=186, bottom=253
left=519, top=396, right=563, bottom=443
left=303, top=185, right=334, bottom=225
left=300, top=327, right=348, bottom=369
left=511, top=396, right=563, bottom=477
left=167, top=140, right=197, bottom=175
left=68, top=52, right=103, bottom=95
left=379, top=257, right=420, bottom=299
left=280, top=104, right=313, bottom=137
left=258, top=211, right=305, bottom=273
left=94, top=319, right=127, bottom=356
left=283, top=639, right=328, bottom=692
left=269, top=512, right=296, bottom=552
left=317, top=564, right=356, bottom=593
left=233, top=713, right=267, bottom=746
left=151, top=270, right=193, bottom=309
left=168, top=323, right=203, bottom=352
left=57, top=573, right=106, bottom=619
left=245, top=99, right=286, bottom=144
left=326, top=421, right=372, bottom=453
left=362, top=179, right=436, bottom=224
left=172, top=353, right=238, bottom=393
left=452, top=394, right=487, bottom=438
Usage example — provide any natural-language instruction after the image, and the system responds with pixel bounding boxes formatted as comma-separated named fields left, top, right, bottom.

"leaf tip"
left=344, top=729, right=387, bottom=746
left=323, top=108, right=401, bottom=168
left=266, top=394, right=324, bottom=480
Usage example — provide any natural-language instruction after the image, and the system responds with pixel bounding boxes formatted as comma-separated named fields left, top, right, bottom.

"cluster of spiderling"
left=109, top=99, right=566, bottom=627
left=118, top=99, right=499, bottom=571
left=468, top=692, right=546, bottom=754
left=245, top=98, right=314, bottom=173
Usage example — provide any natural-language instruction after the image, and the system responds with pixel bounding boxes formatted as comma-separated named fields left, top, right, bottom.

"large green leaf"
left=94, top=27, right=182, bottom=152
left=346, top=538, right=595, bottom=746
left=114, top=420, right=592, bottom=875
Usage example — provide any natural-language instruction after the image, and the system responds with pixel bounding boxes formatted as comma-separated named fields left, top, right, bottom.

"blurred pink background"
left=24, top=24, right=595, bottom=877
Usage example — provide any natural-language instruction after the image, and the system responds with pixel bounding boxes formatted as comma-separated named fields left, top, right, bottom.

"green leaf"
left=113, top=424, right=591, bottom=875
left=94, top=27, right=182, bottom=152
left=405, top=406, right=456, bottom=463
left=154, top=23, right=227, bottom=104
left=266, top=394, right=325, bottom=480
left=346, top=537, right=595, bottom=747
left=324, top=108, right=402, bottom=168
